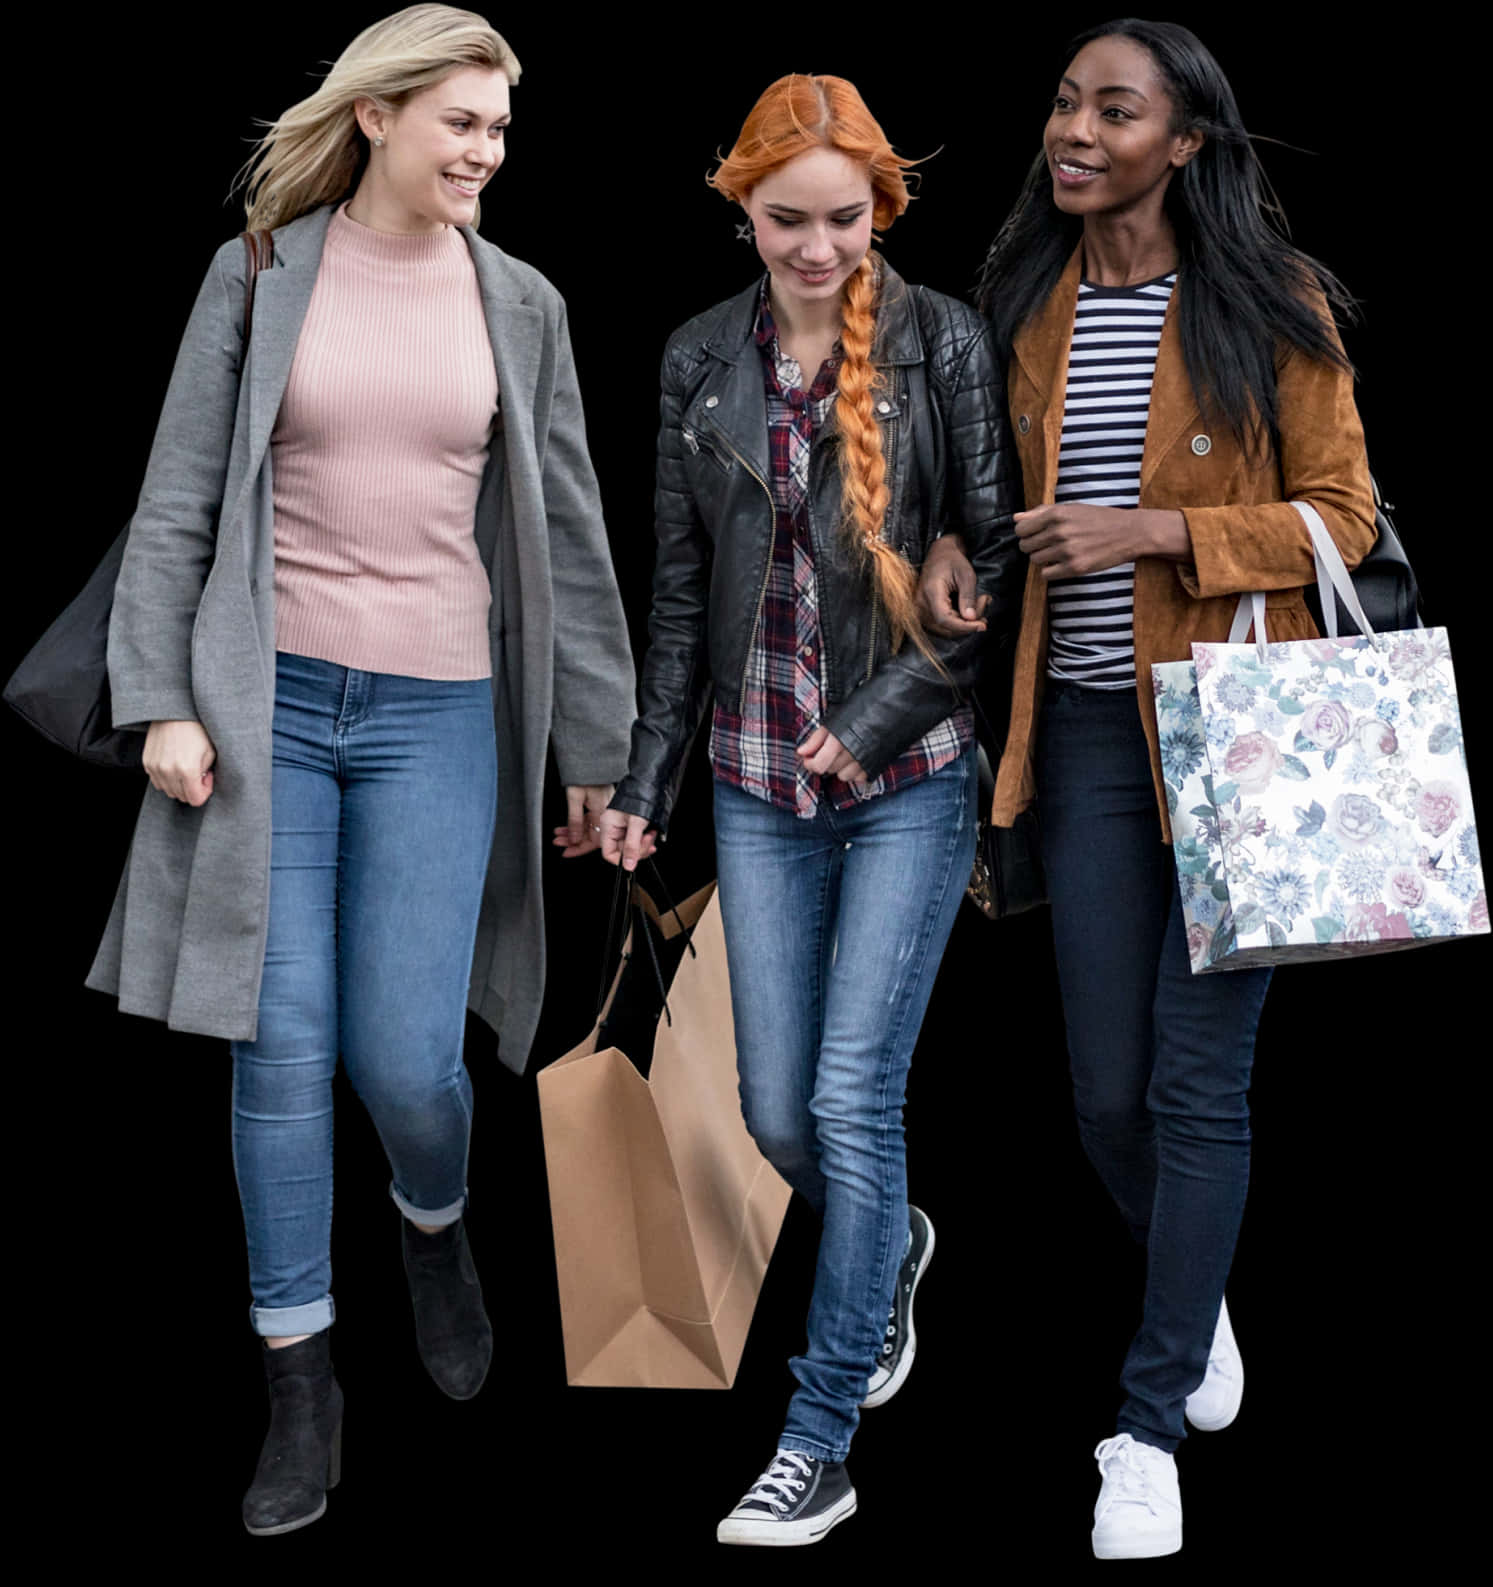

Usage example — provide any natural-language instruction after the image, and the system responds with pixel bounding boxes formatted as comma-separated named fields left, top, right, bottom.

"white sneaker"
left=1184, top=1297, right=1243, bottom=1432
left=1091, top=1434, right=1182, bottom=1559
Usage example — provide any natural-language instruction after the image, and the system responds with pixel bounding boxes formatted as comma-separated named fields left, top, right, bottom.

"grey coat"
left=85, top=204, right=636, bottom=1073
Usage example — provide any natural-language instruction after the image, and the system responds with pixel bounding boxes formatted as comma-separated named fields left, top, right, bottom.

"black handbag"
left=905, top=297, right=1047, bottom=919
left=967, top=695, right=1047, bottom=920
left=1302, top=475, right=1423, bottom=635
left=3, top=230, right=275, bottom=768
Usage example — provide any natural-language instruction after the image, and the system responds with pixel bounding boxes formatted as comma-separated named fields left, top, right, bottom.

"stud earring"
left=736, top=219, right=755, bottom=244
left=373, top=135, right=385, bottom=148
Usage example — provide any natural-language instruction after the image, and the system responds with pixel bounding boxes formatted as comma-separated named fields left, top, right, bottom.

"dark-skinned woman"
left=918, top=18, right=1375, bottom=1561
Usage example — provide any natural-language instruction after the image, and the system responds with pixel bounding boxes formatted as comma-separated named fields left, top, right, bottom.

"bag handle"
left=592, top=860, right=698, bottom=1029
left=1290, top=499, right=1376, bottom=640
left=1225, top=500, right=1377, bottom=658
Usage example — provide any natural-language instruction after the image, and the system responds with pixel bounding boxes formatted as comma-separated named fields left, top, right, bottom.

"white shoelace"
left=1094, top=1436, right=1166, bottom=1518
left=737, top=1452, right=812, bottom=1514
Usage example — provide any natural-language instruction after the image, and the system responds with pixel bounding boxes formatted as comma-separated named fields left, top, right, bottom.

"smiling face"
left=1044, top=35, right=1202, bottom=223
left=353, top=66, right=512, bottom=234
left=743, top=147, right=874, bottom=317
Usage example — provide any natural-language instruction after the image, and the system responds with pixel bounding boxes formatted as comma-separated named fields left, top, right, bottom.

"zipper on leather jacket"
left=701, top=417, right=776, bottom=698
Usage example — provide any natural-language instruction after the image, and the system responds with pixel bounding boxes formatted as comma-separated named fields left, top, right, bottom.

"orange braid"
left=835, top=255, right=940, bottom=666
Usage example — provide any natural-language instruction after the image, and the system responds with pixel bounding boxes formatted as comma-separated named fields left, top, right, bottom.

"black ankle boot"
left=401, top=1216, right=493, bottom=1400
left=242, top=1331, right=344, bottom=1537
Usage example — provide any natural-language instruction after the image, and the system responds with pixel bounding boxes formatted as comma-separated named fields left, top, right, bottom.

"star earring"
left=736, top=219, right=755, bottom=244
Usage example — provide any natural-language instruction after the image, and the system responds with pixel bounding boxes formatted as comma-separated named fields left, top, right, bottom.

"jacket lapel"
left=239, top=206, right=333, bottom=501
left=1139, top=283, right=1199, bottom=493
left=463, top=231, right=543, bottom=454
left=1011, top=247, right=1082, bottom=502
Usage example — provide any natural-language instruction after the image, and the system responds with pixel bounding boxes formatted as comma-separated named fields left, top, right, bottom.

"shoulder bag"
left=4, top=230, right=275, bottom=768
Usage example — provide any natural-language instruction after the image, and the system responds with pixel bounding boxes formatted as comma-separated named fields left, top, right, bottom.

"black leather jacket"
left=611, top=260, right=1021, bottom=832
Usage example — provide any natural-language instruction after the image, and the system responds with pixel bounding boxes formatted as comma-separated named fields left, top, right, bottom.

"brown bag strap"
left=238, top=229, right=275, bottom=345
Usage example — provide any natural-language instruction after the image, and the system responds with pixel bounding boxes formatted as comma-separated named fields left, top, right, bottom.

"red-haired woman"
left=598, top=76, right=1020, bottom=1546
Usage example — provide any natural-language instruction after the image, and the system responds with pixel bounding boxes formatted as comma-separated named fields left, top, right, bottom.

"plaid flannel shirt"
left=708, top=283, right=971, bottom=817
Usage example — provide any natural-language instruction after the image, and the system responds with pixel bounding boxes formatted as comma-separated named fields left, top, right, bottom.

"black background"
left=9, top=5, right=1487, bottom=1570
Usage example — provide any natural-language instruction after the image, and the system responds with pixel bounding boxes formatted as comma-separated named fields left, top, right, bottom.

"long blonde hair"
left=711, top=75, right=936, bottom=663
left=239, top=5, right=520, bottom=232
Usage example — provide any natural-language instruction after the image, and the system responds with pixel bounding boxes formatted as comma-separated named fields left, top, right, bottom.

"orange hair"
left=711, top=76, right=935, bottom=663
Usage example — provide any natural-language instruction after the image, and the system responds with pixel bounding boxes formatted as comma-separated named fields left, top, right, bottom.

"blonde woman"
left=599, top=76, right=1020, bottom=1546
left=86, top=5, right=634, bottom=1535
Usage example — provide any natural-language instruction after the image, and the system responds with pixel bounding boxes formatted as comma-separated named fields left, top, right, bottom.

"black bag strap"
left=592, top=860, right=698, bottom=1028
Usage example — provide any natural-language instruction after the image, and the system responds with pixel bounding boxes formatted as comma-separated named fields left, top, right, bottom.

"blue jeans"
left=230, top=653, right=498, bottom=1339
left=712, top=748, right=976, bottom=1463
left=1036, top=682, right=1271, bottom=1452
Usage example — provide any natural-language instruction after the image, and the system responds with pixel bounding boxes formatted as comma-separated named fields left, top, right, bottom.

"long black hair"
left=976, top=18, right=1357, bottom=456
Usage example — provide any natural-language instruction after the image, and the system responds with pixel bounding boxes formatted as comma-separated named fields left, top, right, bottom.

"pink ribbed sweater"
left=271, top=205, right=499, bottom=680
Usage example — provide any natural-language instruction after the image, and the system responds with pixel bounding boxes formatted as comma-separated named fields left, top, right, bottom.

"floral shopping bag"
left=1155, top=507, right=1486, bottom=972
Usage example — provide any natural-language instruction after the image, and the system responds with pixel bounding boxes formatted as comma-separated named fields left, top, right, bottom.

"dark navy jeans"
left=712, top=747, right=976, bottom=1463
left=230, top=652, right=498, bottom=1339
left=1036, top=682, right=1271, bottom=1452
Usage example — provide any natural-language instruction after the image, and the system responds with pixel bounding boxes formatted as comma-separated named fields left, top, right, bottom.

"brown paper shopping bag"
left=537, top=881, right=791, bottom=1388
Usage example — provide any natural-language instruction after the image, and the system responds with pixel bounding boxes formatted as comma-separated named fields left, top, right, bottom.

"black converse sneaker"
left=716, top=1451, right=857, bottom=1547
left=862, top=1204, right=934, bottom=1408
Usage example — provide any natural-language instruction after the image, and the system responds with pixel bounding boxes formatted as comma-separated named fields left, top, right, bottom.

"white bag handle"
left=1290, top=499, right=1376, bottom=639
left=1223, top=500, right=1374, bottom=657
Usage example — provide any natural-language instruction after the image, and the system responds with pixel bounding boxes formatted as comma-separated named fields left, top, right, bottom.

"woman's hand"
left=598, top=807, right=658, bottom=872
left=916, top=534, right=991, bottom=637
left=1015, top=504, right=1191, bottom=577
left=796, top=725, right=867, bottom=785
left=143, top=720, right=216, bottom=806
left=552, top=784, right=616, bottom=859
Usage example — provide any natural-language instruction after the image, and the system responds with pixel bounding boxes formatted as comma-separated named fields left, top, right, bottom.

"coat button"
left=1017, top=414, right=1030, bottom=434
left=877, top=400, right=891, bottom=414
left=1191, top=434, right=1212, bottom=456
left=705, top=395, right=719, bottom=408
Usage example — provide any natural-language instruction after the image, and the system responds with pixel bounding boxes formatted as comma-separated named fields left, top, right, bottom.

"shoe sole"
left=424, top=1337, right=494, bottom=1401
left=861, top=1216, right=935, bottom=1409
left=717, top=1491, right=857, bottom=1547
left=1184, top=1358, right=1242, bottom=1431
left=244, top=1496, right=328, bottom=1538
left=1184, top=1398, right=1241, bottom=1432
left=1092, top=1526, right=1182, bottom=1560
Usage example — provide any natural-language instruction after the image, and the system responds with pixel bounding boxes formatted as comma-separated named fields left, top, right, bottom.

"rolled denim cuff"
left=250, top=1296, right=334, bottom=1338
left=389, top=1182, right=466, bottom=1228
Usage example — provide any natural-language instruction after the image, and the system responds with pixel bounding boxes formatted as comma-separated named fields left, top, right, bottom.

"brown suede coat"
left=991, top=248, right=1377, bottom=840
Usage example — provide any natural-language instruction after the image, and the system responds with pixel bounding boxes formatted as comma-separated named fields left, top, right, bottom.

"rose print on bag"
left=1353, top=717, right=1398, bottom=758
left=1415, top=780, right=1462, bottom=838
left=1345, top=902, right=1413, bottom=942
left=1388, top=632, right=1450, bottom=685
left=1224, top=732, right=1283, bottom=794
left=1328, top=792, right=1383, bottom=847
left=1299, top=700, right=1352, bottom=750
left=1387, top=868, right=1426, bottom=910
left=1158, top=622, right=1485, bottom=969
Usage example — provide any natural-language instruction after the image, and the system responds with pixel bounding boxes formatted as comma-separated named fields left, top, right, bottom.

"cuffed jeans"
left=230, top=652, right=498, bottom=1339
left=712, top=747, right=976, bottom=1462
left=1036, top=681, right=1271, bottom=1452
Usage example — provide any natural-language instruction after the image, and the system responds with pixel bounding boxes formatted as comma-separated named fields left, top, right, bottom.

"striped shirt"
left=1046, top=272, right=1174, bottom=690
